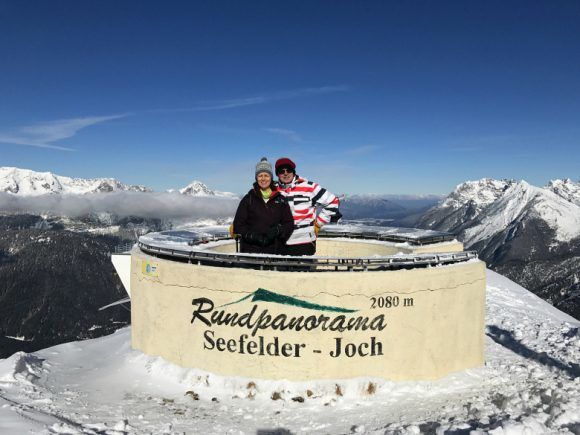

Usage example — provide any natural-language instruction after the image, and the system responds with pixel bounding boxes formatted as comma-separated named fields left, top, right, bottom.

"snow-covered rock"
left=178, top=180, right=237, bottom=198
left=0, top=167, right=239, bottom=199
left=178, top=180, right=216, bottom=196
left=416, top=178, right=516, bottom=234
left=419, top=177, right=580, bottom=246
left=0, top=167, right=150, bottom=196
left=463, top=180, right=580, bottom=246
left=547, top=178, right=580, bottom=206
left=439, top=178, right=515, bottom=213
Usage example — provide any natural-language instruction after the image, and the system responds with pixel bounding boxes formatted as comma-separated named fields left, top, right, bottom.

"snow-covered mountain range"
left=0, top=167, right=236, bottom=198
left=417, top=178, right=580, bottom=246
left=338, top=194, right=442, bottom=222
left=340, top=195, right=406, bottom=219
left=0, top=167, right=151, bottom=195
left=416, top=177, right=580, bottom=320
left=419, top=178, right=580, bottom=246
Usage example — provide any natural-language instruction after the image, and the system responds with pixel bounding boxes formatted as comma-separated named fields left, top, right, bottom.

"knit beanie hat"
left=255, top=157, right=273, bottom=178
left=275, top=157, right=296, bottom=173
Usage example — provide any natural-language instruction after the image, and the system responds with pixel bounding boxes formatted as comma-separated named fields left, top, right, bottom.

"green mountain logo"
left=219, top=288, right=358, bottom=313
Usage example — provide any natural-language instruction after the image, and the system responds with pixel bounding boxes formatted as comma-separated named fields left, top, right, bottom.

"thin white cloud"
left=263, top=128, right=303, bottom=143
left=0, top=138, right=74, bottom=151
left=344, top=145, right=382, bottom=156
left=148, top=85, right=349, bottom=113
left=0, top=85, right=347, bottom=151
left=0, top=114, right=129, bottom=151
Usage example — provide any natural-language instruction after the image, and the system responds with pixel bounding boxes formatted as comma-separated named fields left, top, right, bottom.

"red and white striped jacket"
left=277, top=176, right=340, bottom=245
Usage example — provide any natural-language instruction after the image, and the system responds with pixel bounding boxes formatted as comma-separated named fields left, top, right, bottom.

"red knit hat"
left=275, top=157, right=296, bottom=172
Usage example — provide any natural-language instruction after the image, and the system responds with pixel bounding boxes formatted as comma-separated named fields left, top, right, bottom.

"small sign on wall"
left=141, top=260, right=159, bottom=277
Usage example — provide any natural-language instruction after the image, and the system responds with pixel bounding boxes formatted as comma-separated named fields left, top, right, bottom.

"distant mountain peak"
left=178, top=180, right=237, bottom=198
left=461, top=180, right=576, bottom=246
left=0, top=167, right=239, bottom=199
left=441, top=178, right=516, bottom=211
left=418, top=177, right=580, bottom=246
left=339, top=194, right=406, bottom=220
left=179, top=180, right=215, bottom=196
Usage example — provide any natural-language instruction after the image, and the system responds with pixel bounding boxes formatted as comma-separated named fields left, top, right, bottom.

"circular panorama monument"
left=112, top=225, right=486, bottom=381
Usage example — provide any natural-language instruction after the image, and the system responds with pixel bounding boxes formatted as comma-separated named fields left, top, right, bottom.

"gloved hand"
left=314, top=222, right=321, bottom=236
left=243, top=232, right=269, bottom=247
left=229, top=224, right=236, bottom=238
left=329, top=210, right=343, bottom=223
left=266, top=224, right=282, bottom=242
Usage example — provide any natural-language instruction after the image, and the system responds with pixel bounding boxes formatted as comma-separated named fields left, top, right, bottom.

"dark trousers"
left=282, top=241, right=316, bottom=256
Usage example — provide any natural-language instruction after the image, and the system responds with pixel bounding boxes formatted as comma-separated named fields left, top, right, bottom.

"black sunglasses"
left=276, top=167, right=294, bottom=175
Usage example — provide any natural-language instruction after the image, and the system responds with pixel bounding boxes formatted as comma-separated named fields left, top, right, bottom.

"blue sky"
left=1, top=1, right=579, bottom=195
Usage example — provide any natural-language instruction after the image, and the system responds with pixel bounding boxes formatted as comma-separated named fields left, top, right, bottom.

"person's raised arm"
left=311, top=184, right=340, bottom=228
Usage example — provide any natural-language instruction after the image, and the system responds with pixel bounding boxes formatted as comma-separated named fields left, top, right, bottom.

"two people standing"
left=232, top=158, right=293, bottom=254
left=233, top=156, right=340, bottom=256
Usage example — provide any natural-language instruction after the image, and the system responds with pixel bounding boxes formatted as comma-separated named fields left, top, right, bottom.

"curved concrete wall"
left=131, top=245, right=486, bottom=381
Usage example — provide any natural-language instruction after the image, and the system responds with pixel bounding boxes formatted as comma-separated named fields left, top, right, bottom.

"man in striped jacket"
left=275, top=157, right=340, bottom=256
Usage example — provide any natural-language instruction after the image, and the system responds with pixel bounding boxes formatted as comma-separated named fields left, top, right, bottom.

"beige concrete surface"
left=131, top=242, right=486, bottom=381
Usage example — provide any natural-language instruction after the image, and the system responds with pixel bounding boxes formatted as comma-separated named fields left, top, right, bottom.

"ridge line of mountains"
left=0, top=166, right=236, bottom=197
left=2, top=167, right=578, bottom=213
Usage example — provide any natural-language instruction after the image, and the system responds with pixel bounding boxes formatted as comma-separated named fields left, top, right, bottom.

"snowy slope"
left=0, top=167, right=150, bottom=196
left=463, top=180, right=580, bottom=246
left=418, top=178, right=580, bottom=247
left=417, top=179, right=515, bottom=234
left=439, top=178, right=515, bottom=214
left=1, top=270, right=579, bottom=434
left=548, top=179, right=580, bottom=206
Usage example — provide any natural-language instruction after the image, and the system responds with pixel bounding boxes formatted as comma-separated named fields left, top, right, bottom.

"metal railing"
left=113, top=242, right=135, bottom=254
left=319, top=230, right=455, bottom=246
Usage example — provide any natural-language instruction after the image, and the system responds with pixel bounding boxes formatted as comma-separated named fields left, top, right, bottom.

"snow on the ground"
left=1, top=270, right=579, bottom=435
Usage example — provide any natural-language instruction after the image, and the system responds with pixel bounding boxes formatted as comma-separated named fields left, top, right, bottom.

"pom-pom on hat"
left=275, top=157, right=296, bottom=172
left=255, top=157, right=273, bottom=178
